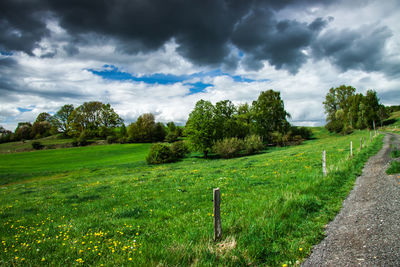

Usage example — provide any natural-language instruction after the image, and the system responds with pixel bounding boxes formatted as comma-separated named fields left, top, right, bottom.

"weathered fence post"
left=213, top=188, right=222, bottom=241
left=350, top=141, right=353, bottom=157
left=370, top=131, right=372, bottom=140
left=323, top=150, right=327, bottom=177
left=360, top=138, right=362, bottom=150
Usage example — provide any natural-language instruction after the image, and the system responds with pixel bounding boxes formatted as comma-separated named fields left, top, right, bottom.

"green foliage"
left=106, top=135, right=118, bottom=144
left=127, top=114, right=166, bottom=143
left=213, top=137, right=243, bottom=158
left=69, top=102, right=123, bottom=138
left=146, top=143, right=175, bottom=164
left=386, top=161, right=400, bottom=174
left=324, top=85, right=385, bottom=133
left=391, top=148, right=400, bottom=158
left=14, top=122, right=32, bottom=140
left=52, top=104, right=74, bottom=135
left=251, top=90, right=290, bottom=141
left=170, top=141, right=189, bottom=159
left=185, top=100, right=216, bottom=158
left=165, top=122, right=180, bottom=143
left=77, top=131, right=89, bottom=146
left=31, top=141, right=44, bottom=150
left=243, top=134, right=264, bottom=155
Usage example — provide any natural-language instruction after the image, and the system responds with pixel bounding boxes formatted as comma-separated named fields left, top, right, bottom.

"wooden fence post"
left=360, top=138, right=362, bottom=150
left=350, top=141, right=353, bottom=157
left=373, top=121, right=376, bottom=136
left=213, top=188, right=222, bottom=241
left=323, top=150, right=327, bottom=177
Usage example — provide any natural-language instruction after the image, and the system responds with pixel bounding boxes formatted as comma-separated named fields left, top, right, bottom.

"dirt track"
left=302, top=133, right=400, bottom=266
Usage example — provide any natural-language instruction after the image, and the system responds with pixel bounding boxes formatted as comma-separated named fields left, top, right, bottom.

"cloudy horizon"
left=1, top=0, right=400, bottom=131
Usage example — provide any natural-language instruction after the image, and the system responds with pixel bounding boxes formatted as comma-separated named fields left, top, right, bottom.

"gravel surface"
left=302, top=133, right=400, bottom=267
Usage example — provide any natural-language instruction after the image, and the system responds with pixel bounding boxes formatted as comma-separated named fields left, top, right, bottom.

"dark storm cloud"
left=0, top=0, right=49, bottom=55
left=311, top=25, right=393, bottom=74
left=231, top=8, right=330, bottom=73
left=0, top=0, right=335, bottom=73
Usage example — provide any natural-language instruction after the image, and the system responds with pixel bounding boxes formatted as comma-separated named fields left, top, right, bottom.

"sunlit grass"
left=0, top=131, right=383, bottom=266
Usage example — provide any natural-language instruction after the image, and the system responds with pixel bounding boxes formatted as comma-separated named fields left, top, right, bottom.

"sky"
left=1, top=0, right=400, bottom=130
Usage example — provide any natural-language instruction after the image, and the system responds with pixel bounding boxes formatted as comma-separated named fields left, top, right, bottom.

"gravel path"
left=302, top=133, right=400, bottom=267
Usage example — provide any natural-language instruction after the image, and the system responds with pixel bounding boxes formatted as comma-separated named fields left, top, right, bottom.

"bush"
left=243, top=135, right=264, bottom=155
left=107, top=135, right=118, bottom=144
left=118, top=137, right=128, bottom=144
left=31, top=141, right=44, bottom=150
left=171, top=141, right=189, bottom=159
left=213, top=137, right=243, bottom=158
left=146, top=143, right=175, bottom=164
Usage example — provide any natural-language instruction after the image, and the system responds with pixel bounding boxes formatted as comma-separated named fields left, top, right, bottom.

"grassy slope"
left=0, top=131, right=383, bottom=266
left=0, top=143, right=151, bottom=185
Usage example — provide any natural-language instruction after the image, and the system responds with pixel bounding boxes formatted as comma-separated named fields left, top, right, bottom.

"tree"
left=214, top=100, right=238, bottom=139
left=251, top=90, right=290, bottom=141
left=323, top=85, right=356, bottom=133
left=52, top=104, right=74, bottom=135
left=128, top=113, right=156, bottom=142
left=32, top=112, right=52, bottom=138
left=14, top=122, right=32, bottom=140
left=153, top=122, right=167, bottom=142
left=363, top=90, right=380, bottom=129
left=236, top=103, right=252, bottom=138
left=165, top=122, right=181, bottom=143
left=0, top=126, right=12, bottom=143
left=69, top=102, right=123, bottom=137
left=184, top=100, right=216, bottom=158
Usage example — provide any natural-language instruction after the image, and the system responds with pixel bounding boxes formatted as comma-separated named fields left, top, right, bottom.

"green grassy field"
left=0, top=143, right=152, bottom=185
left=0, top=130, right=383, bottom=266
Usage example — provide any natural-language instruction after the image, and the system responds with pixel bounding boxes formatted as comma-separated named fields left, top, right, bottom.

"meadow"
left=0, top=129, right=383, bottom=266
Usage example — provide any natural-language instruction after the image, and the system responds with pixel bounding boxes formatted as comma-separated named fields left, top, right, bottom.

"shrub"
left=243, top=135, right=264, bottom=155
left=146, top=143, right=175, bottom=164
left=171, top=141, right=189, bottom=159
left=118, top=137, right=128, bottom=144
left=107, top=135, right=118, bottom=144
left=213, top=137, right=243, bottom=158
left=31, top=141, right=44, bottom=150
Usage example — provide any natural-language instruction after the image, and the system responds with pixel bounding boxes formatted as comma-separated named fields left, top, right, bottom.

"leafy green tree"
left=69, top=102, right=123, bottom=137
left=14, top=122, right=32, bottom=140
left=236, top=103, right=252, bottom=138
left=214, top=100, right=238, bottom=139
left=32, top=112, right=53, bottom=138
left=165, top=121, right=180, bottom=143
left=128, top=113, right=156, bottom=142
left=52, top=104, right=74, bottom=135
left=184, top=100, right=216, bottom=158
left=363, top=90, right=380, bottom=129
left=153, top=122, right=166, bottom=142
left=251, top=90, right=290, bottom=141
left=323, top=85, right=356, bottom=133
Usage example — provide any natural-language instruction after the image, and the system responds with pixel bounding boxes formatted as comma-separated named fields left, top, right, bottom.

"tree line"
left=0, top=101, right=182, bottom=145
left=323, top=85, right=390, bottom=134
left=184, top=90, right=312, bottom=158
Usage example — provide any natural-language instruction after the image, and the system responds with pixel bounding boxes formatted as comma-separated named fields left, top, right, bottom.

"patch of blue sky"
left=185, top=82, right=213, bottom=95
left=17, top=107, right=33, bottom=113
left=0, top=51, right=13, bottom=56
left=89, top=65, right=268, bottom=93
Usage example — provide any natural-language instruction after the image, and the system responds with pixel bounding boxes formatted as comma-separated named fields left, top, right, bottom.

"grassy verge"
left=0, top=131, right=383, bottom=266
left=386, top=161, right=400, bottom=174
